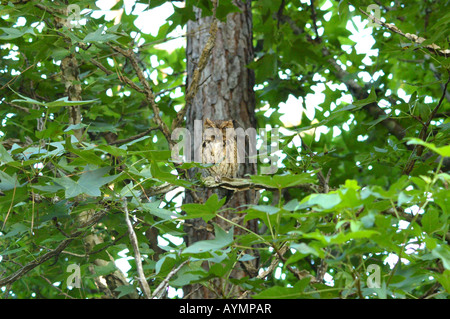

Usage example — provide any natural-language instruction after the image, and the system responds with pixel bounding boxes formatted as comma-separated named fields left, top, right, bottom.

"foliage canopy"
left=0, top=0, right=449, bottom=299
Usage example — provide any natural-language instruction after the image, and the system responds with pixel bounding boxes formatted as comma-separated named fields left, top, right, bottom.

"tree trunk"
left=183, top=0, right=259, bottom=299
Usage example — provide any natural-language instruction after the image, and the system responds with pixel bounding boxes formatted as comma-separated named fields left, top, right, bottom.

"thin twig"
left=109, top=44, right=173, bottom=145
left=403, top=73, right=450, bottom=175
left=155, top=84, right=185, bottom=97
left=315, top=167, right=332, bottom=281
left=419, top=282, right=441, bottom=299
left=424, top=73, right=450, bottom=129
left=2, top=100, right=30, bottom=113
left=309, top=0, right=320, bottom=41
left=317, top=168, right=332, bottom=194
left=141, top=182, right=178, bottom=199
left=275, top=10, right=408, bottom=143
left=273, top=243, right=319, bottom=284
left=275, top=0, right=285, bottom=29
left=109, top=127, right=159, bottom=145
left=0, top=210, right=107, bottom=287
left=182, top=284, right=203, bottom=299
left=0, top=63, right=36, bottom=90
left=428, top=59, right=450, bottom=102
left=40, top=275, right=76, bottom=299
left=151, top=259, right=189, bottom=299
left=123, top=199, right=152, bottom=299
left=89, top=58, right=145, bottom=94
left=358, top=6, right=450, bottom=57
left=238, top=244, right=288, bottom=299
left=57, top=231, right=129, bottom=258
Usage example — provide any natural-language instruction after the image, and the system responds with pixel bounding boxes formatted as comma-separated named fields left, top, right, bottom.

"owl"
left=202, top=118, right=238, bottom=182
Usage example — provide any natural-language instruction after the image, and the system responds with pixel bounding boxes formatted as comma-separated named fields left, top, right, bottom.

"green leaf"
left=252, top=278, right=311, bottom=299
left=238, top=254, right=257, bottom=262
left=97, top=144, right=128, bottom=157
left=169, top=263, right=206, bottom=287
left=12, top=94, right=46, bottom=107
left=374, top=146, right=388, bottom=153
left=0, top=246, right=27, bottom=256
left=406, top=138, right=450, bottom=157
left=181, top=194, right=225, bottom=222
left=52, top=167, right=119, bottom=198
left=114, top=285, right=137, bottom=298
left=142, top=201, right=181, bottom=221
left=301, top=229, right=379, bottom=245
left=92, top=261, right=117, bottom=277
left=361, top=212, right=376, bottom=228
left=248, top=205, right=280, bottom=215
left=1, top=223, right=28, bottom=239
left=0, top=26, right=35, bottom=40
left=248, top=53, right=277, bottom=81
left=283, top=199, right=300, bottom=211
left=344, top=88, right=377, bottom=110
left=32, top=184, right=64, bottom=194
left=69, top=148, right=104, bottom=165
left=45, top=97, right=97, bottom=108
left=155, top=254, right=176, bottom=275
left=215, top=0, right=241, bottom=20
left=435, top=270, right=450, bottom=293
left=290, top=243, right=322, bottom=257
left=0, top=171, right=26, bottom=191
left=0, top=144, right=14, bottom=164
left=432, top=245, right=450, bottom=270
left=397, top=191, right=413, bottom=206
left=83, top=26, right=120, bottom=43
left=330, top=230, right=379, bottom=244
left=145, top=150, right=172, bottom=161
left=182, top=224, right=234, bottom=254
left=421, top=209, right=440, bottom=234
left=298, top=192, right=341, bottom=210
left=272, top=173, right=316, bottom=188
left=12, top=95, right=97, bottom=109
left=250, top=173, right=315, bottom=189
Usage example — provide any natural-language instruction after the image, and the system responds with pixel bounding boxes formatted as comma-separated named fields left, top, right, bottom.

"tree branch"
left=403, top=73, right=450, bottom=175
left=89, top=58, right=146, bottom=94
left=428, top=59, right=450, bottom=103
left=0, top=210, right=107, bottom=287
left=40, top=275, right=76, bottom=299
left=275, top=11, right=408, bottom=143
left=238, top=244, right=288, bottom=299
left=2, top=100, right=30, bottom=113
left=108, top=44, right=173, bottom=146
left=358, top=7, right=450, bottom=58
left=309, top=0, right=320, bottom=41
left=273, top=244, right=319, bottom=284
left=151, top=259, right=189, bottom=299
left=201, top=176, right=321, bottom=193
left=109, top=127, right=159, bottom=145
left=323, top=47, right=408, bottom=142
left=123, top=199, right=152, bottom=299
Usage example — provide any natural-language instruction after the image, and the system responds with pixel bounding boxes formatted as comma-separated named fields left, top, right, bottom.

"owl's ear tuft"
left=220, top=120, right=234, bottom=129
left=204, top=118, right=214, bottom=127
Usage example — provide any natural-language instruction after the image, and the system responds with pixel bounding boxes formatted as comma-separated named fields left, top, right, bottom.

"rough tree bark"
left=183, top=0, right=259, bottom=299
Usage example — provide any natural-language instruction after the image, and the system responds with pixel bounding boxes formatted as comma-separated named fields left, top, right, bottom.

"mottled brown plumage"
left=202, top=118, right=238, bottom=182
